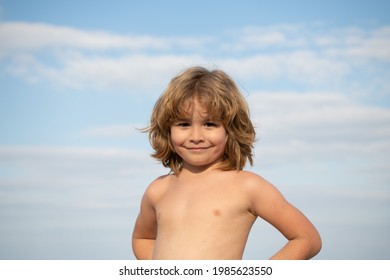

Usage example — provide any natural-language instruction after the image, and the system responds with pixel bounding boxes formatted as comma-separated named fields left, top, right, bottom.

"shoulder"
left=143, top=174, right=175, bottom=203
left=235, top=170, right=286, bottom=210
left=233, top=170, right=273, bottom=190
left=224, top=170, right=279, bottom=198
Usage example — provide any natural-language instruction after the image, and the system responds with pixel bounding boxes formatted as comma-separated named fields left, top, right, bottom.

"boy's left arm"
left=246, top=175, right=322, bottom=260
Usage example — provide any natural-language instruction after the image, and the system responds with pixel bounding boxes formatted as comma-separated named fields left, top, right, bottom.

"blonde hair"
left=145, top=66, right=255, bottom=174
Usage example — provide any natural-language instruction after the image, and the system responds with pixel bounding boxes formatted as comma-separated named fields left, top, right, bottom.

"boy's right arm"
left=132, top=184, right=159, bottom=260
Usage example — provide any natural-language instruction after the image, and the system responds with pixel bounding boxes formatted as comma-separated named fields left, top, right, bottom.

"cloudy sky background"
left=0, top=0, right=389, bottom=259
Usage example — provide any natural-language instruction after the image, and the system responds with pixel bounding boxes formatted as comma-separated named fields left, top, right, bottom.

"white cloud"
left=0, top=145, right=166, bottom=209
left=216, top=55, right=282, bottom=81
left=1, top=20, right=389, bottom=190
left=314, top=26, right=390, bottom=61
left=0, top=145, right=151, bottom=172
left=80, top=124, right=140, bottom=139
left=53, top=54, right=204, bottom=91
left=0, top=22, right=210, bottom=53
left=248, top=91, right=390, bottom=171
left=250, top=91, right=390, bottom=131
left=238, top=29, right=287, bottom=48
left=6, top=52, right=206, bottom=91
left=229, top=24, right=308, bottom=50
left=0, top=145, right=166, bottom=259
left=1, top=21, right=389, bottom=93
left=219, top=51, right=350, bottom=85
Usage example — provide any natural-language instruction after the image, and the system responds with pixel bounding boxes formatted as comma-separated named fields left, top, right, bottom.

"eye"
left=176, top=122, right=190, bottom=127
left=204, top=122, right=218, bottom=127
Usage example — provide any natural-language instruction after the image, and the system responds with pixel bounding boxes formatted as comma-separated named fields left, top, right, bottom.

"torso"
left=151, top=170, right=258, bottom=259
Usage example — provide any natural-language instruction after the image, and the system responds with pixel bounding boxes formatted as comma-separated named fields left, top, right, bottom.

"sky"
left=0, top=0, right=389, bottom=260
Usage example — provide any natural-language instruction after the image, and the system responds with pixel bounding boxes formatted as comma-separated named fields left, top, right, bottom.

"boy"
left=132, top=66, right=322, bottom=259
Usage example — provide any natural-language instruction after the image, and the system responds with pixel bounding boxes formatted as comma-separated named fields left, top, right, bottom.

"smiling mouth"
left=185, top=147, right=210, bottom=151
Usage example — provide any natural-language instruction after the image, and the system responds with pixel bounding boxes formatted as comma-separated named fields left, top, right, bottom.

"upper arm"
left=245, top=174, right=320, bottom=243
left=132, top=181, right=161, bottom=241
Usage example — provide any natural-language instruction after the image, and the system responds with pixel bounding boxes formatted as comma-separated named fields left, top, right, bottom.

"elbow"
left=131, top=238, right=140, bottom=260
left=308, top=231, right=322, bottom=259
left=132, top=237, right=155, bottom=260
left=315, top=234, right=323, bottom=255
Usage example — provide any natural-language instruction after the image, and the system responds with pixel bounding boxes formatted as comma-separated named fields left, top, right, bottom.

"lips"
left=185, top=147, right=210, bottom=151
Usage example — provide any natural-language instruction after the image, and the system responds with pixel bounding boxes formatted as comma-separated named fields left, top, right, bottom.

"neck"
left=179, top=163, right=221, bottom=176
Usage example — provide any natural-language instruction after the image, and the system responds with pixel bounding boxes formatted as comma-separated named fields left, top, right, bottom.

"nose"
left=189, top=125, right=204, bottom=143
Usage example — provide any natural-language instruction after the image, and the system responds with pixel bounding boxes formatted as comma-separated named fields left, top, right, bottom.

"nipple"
left=213, top=209, right=221, bottom=217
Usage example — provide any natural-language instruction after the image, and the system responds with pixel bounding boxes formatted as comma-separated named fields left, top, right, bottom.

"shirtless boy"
left=132, top=66, right=322, bottom=260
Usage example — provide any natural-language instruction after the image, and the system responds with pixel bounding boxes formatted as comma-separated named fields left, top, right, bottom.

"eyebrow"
left=174, top=116, right=222, bottom=122
left=174, top=118, right=191, bottom=122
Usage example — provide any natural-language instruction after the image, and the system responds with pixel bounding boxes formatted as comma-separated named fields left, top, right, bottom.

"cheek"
left=220, top=131, right=229, bottom=153
left=170, top=137, right=180, bottom=150
left=215, top=130, right=228, bottom=148
left=169, top=128, right=184, bottom=148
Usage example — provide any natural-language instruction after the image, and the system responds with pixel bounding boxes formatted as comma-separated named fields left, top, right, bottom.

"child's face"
left=170, top=100, right=227, bottom=172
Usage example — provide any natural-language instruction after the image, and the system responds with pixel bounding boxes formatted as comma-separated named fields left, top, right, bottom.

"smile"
left=185, top=147, right=210, bottom=151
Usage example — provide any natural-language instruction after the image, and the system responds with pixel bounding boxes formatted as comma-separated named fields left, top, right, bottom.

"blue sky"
left=0, top=0, right=389, bottom=259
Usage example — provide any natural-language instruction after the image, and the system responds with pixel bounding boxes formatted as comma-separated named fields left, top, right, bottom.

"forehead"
left=175, top=98, right=218, bottom=119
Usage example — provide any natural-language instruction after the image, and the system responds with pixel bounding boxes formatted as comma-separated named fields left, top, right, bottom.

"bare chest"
left=155, top=180, right=252, bottom=227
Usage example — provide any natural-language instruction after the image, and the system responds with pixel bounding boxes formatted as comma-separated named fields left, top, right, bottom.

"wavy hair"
left=144, top=66, right=255, bottom=174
